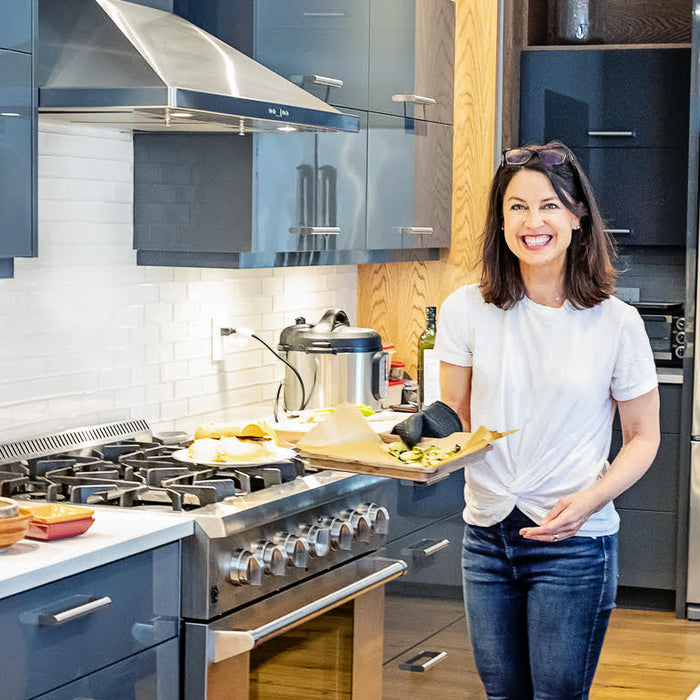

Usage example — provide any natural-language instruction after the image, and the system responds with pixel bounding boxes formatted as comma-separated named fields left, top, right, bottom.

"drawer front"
left=386, top=469, right=465, bottom=542
left=573, top=147, right=687, bottom=247
left=612, top=432, right=680, bottom=512
left=369, top=0, right=454, bottom=124
left=367, top=113, right=452, bottom=250
left=0, top=49, right=33, bottom=258
left=617, top=508, right=677, bottom=589
left=383, top=515, right=464, bottom=660
left=254, top=111, right=367, bottom=252
left=0, top=544, right=180, bottom=700
left=37, top=638, right=180, bottom=700
left=0, top=0, right=33, bottom=53
left=255, top=0, right=370, bottom=111
left=520, top=48, right=690, bottom=148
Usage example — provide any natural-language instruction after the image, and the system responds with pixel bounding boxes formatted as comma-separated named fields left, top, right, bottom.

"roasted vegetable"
left=387, top=441, right=461, bottom=466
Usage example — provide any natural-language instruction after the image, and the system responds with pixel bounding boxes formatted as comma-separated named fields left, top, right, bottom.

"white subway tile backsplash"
left=0, top=124, right=357, bottom=442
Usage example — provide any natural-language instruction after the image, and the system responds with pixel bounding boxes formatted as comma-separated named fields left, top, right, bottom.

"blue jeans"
left=462, top=507, right=617, bottom=700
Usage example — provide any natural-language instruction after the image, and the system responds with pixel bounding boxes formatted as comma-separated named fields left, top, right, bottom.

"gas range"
left=0, top=419, right=399, bottom=621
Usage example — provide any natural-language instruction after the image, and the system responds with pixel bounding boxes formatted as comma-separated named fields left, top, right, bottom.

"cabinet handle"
left=392, top=94, right=437, bottom=106
left=400, top=227, right=434, bottom=235
left=293, top=74, right=344, bottom=88
left=399, top=650, right=448, bottom=672
left=303, top=11, right=347, bottom=17
left=401, top=538, right=450, bottom=559
left=39, top=596, right=112, bottom=626
left=587, top=130, right=636, bottom=137
left=605, top=228, right=631, bottom=235
left=289, top=226, right=341, bottom=235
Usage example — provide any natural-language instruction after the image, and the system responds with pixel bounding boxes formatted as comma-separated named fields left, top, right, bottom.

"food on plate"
left=217, top=436, right=276, bottom=462
left=386, top=441, right=461, bottom=466
left=188, top=437, right=221, bottom=463
left=187, top=421, right=280, bottom=463
left=194, top=421, right=277, bottom=442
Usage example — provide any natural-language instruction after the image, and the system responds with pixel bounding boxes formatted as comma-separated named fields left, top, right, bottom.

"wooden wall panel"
left=357, top=0, right=500, bottom=377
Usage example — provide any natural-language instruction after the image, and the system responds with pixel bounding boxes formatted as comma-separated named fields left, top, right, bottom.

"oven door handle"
left=207, top=556, right=407, bottom=663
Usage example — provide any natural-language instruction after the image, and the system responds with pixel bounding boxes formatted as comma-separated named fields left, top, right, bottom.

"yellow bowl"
left=0, top=511, right=32, bottom=548
left=20, top=503, right=95, bottom=524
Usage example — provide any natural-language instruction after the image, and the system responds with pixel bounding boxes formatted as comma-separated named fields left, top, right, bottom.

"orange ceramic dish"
left=21, top=503, right=94, bottom=524
left=0, top=510, right=32, bottom=548
left=25, top=517, right=95, bottom=541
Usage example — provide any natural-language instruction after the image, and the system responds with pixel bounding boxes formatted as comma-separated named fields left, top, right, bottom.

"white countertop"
left=0, top=508, right=194, bottom=600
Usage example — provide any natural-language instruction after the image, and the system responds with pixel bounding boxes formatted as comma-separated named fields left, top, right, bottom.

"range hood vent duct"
left=37, top=0, right=359, bottom=134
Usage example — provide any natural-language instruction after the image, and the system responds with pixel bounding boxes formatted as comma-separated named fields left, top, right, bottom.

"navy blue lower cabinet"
left=0, top=48, right=35, bottom=262
left=0, top=544, right=180, bottom=700
left=36, top=638, right=180, bottom=700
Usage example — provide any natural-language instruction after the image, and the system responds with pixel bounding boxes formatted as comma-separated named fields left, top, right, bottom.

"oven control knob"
left=341, top=510, right=372, bottom=543
left=298, top=524, right=331, bottom=558
left=275, top=533, right=310, bottom=569
left=358, top=503, right=390, bottom=536
left=253, top=541, right=287, bottom=577
left=226, top=549, right=262, bottom=587
left=320, top=516, right=353, bottom=551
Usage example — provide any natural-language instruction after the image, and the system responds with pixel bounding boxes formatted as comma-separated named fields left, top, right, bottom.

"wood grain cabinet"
left=369, top=0, right=454, bottom=125
left=0, top=0, right=36, bottom=279
left=519, top=48, right=690, bottom=247
left=612, top=383, right=682, bottom=591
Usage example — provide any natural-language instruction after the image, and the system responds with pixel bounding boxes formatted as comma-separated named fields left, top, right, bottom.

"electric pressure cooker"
left=278, top=309, right=389, bottom=411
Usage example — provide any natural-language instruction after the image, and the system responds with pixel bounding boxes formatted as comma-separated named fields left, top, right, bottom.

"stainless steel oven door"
left=184, top=555, right=407, bottom=700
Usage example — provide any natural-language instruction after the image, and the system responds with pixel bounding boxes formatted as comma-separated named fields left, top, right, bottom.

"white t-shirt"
left=434, top=283, right=658, bottom=537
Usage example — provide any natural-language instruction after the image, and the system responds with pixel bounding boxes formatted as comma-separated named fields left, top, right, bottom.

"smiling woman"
left=415, top=140, right=662, bottom=700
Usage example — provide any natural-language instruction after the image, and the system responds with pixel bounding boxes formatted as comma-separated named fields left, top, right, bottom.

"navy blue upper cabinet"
left=520, top=48, right=691, bottom=148
left=367, top=113, right=452, bottom=250
left=134, top=115, right=368, bottom=267
left=174, top=0, right=370, bottom=111
left=0, top=51, right=34, bottom=258
left=0, top=0, right=36, bottom=279
left=0, top=0, right=33, bottom=53
left=369, top=0, right=454, bottom=124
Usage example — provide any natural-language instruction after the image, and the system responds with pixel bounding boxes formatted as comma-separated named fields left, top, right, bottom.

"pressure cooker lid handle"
left=315, top=308, right=350, bottom=333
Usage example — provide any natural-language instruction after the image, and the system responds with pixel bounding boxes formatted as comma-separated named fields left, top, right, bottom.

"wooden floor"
left=383, top=605, right=700, bottom=699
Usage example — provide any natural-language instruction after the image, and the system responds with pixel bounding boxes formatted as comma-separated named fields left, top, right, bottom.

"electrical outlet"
left=617, top=287, right=640, bottom=303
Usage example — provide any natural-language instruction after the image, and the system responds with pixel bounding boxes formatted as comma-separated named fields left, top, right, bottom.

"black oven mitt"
left=391, top=401, right=462, bottom=450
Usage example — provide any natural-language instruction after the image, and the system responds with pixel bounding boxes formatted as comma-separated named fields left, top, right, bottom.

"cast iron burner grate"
left=0, top=437, right=305, bottom=511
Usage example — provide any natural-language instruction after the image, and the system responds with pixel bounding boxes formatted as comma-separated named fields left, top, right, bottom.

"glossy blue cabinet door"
left=0, top=544, right=179, bottom=699
left=255, top=0, right=370, bottom=111
left=367, top=113, right=451, bottom=250
left=0, top=0, right=33, bottom=53
left=520, top=48, right=691, bottom=149
left=0, top=49, right=33, bottom=260
left=369, top=0, right=454, bottom=125
left=36, top=639, right=180, bottom=700
left=254, top=111, right=367, bottom=252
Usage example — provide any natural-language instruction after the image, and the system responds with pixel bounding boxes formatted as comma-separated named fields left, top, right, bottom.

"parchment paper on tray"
left=296, top=403, right=516, bottom=483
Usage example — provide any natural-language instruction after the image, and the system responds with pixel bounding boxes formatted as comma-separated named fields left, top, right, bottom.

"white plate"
left=171, top=446, right=297, bottom=468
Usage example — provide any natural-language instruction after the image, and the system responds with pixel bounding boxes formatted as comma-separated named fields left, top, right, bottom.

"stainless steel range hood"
left=37, top=0, right=359, bottom=134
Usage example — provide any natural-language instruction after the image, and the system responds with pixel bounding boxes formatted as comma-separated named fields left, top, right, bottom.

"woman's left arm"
left=520, top=387, right=660, bottom=542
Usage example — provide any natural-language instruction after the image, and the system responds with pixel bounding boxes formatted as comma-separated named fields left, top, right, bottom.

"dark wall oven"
left=632, top=301, right=685, bottom=366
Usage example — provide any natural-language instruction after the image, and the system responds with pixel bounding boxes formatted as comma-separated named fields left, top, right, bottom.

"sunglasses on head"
left=501, top=147, right=569, bottom=167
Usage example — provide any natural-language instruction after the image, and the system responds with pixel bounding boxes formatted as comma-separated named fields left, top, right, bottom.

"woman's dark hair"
left=480, top=141, right=617, bottom=309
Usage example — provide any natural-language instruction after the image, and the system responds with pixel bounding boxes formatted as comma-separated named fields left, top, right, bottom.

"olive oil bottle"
left=418, top=306, right=439, bottom=408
